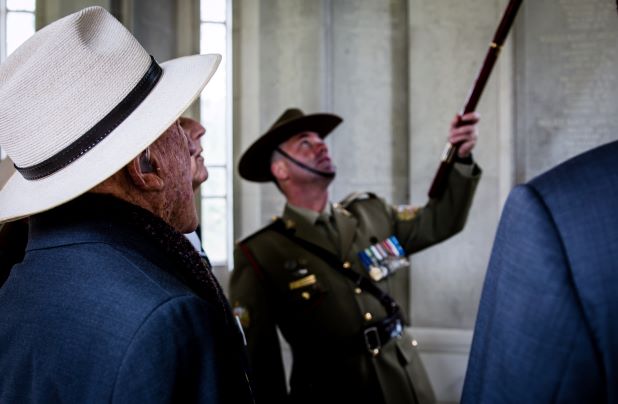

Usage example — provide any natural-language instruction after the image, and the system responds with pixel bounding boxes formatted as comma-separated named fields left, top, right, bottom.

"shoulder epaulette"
left=339, top=191, right=378, bottom=208
left=237, top=216, right=288, bottom=245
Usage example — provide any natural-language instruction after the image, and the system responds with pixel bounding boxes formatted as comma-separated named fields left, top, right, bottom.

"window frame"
left=0, top=0, right=7, bottom=62
left=199, top=0, right=233, bottom=270
left=1, top=0, right=36, bottom=159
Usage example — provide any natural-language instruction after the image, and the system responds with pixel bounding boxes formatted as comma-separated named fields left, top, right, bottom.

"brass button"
left=301, top=291, right=311, bottom=300
left=364, top=312, right=373, bottom=321
left=354, top=287, right=362, bottom=295
left=411, top=339, right=418, bottom=347
left=343, top=261, right=352, bottom=269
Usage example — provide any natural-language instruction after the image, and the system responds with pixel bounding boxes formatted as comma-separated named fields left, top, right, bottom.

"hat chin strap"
left=275, top=147, right=335, bottom=179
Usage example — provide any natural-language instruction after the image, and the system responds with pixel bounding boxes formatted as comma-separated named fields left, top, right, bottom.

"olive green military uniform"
left=230, top=163, right=481, bottom=404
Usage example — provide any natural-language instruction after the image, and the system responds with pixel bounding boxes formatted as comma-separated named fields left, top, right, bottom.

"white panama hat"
left=0, top=6, right=221, bottom=223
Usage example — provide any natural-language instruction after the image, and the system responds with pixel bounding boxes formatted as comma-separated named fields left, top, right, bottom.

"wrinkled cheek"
left=177, top=168, right=195, bottom=205
left=175, top=154, right=194, bottom=189
left=168, top=156, right=198, bottom=229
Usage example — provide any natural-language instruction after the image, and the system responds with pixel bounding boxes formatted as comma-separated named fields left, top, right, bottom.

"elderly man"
left=0, top=7, right=252, bottom=403
left=230, top=108, right=481, bottom=404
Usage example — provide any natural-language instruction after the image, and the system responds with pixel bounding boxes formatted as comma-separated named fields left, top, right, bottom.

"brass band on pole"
left=441, top=143, right=457, bottom=163
left=490, top=42, right=502, bottom=55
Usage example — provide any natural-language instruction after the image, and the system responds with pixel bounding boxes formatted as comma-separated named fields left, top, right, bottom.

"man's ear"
left=139, top=148, right=156, bottom=173
left=271, top=159, right=289, bottom=182
left=127, top=150, right=164, bottom=191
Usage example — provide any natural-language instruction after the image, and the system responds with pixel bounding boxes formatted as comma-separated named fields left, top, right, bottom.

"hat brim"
left=238, top=113, right=342, bottom=182
left=0, top=54, right=221, bottom=223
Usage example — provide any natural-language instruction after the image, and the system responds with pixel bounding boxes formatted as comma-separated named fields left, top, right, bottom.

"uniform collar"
left=285, top=202, right=333, bottom=226
left=283, top=202, right=357, bottom=259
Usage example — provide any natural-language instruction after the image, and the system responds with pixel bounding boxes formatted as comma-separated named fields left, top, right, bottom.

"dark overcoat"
left=0, top=195, right=253, bottom=403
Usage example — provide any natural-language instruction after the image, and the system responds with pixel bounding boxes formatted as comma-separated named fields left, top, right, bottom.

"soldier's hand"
left=448, top=112, right=479, bottom=158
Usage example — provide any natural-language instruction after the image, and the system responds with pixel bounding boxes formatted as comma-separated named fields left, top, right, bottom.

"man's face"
left=151, top=120, right=198, bottom=232
left=179, top=117, right=208, bottom=191
left=279, top=131, right=335, bottom=180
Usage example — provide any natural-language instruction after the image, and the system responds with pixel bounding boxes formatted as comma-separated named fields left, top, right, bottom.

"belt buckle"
left=363, top=326, right=381, bottom=357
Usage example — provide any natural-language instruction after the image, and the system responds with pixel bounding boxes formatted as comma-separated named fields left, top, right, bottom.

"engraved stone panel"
left=516, top=0, right=618, bottom=181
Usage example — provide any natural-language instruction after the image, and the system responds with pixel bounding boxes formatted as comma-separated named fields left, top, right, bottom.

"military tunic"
left=230, top=164, right=481, bottom=404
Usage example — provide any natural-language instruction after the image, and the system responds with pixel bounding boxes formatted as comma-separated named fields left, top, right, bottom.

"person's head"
left=0, top=6, right=221, bottom=233
left=92, top=119, right=198, bottom=231
left=179, top=117, right=208, bottom=191
left=238, top=108, right=342, bottom=196
left=270, top=131, right=336, bottom=193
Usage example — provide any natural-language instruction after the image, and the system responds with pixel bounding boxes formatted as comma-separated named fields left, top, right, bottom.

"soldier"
left=230, top=108, right=481, bottom=404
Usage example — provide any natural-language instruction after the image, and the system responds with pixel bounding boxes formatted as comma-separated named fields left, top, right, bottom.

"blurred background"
left=2, top=0, right=617, bottom=401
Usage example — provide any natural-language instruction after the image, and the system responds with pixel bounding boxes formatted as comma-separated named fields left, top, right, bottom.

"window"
left=199, top=0, right=232, bottom=268
left=1, top=0, right=35, bottom=59
left=0, top=0, right=35, bottom=159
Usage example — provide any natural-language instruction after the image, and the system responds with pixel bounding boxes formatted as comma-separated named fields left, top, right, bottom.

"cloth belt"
left=361, top=309, right=405, bottom=356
